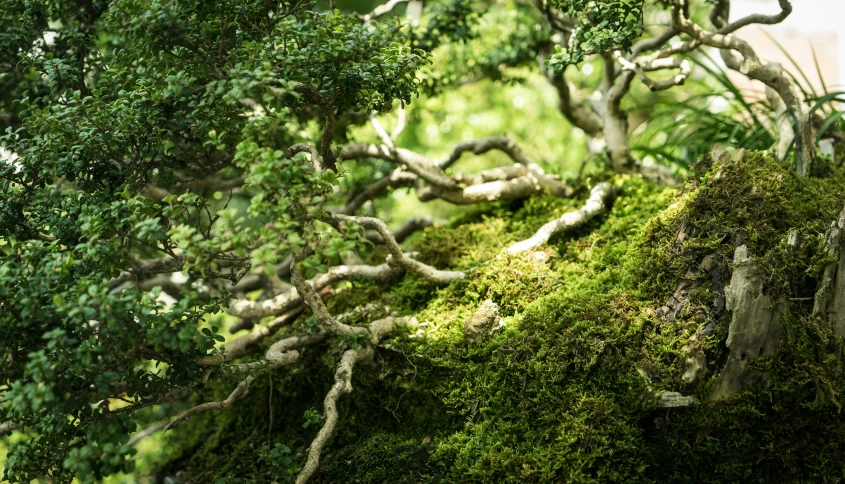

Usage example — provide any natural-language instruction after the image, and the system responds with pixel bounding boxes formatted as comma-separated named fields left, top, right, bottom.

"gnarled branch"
left=339, top=143, right=455, bottom=188
left=507, top=182, right=616, bottom=254
left=227, top=263, right=401, bottom=319
left=296, top=347, right=372, bottom=484
left=670, top=0, right=814, bottom=175
left=333, top=214, right=465, bottom=283
left=291, top=252, right=371, bottom=337
left=365, top=215, right=444, bottom=244
left=163, top=376, right=256, bottom=432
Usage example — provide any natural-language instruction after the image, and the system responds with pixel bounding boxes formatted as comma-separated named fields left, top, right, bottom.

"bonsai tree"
left=1, top=0, right=842, bottom=482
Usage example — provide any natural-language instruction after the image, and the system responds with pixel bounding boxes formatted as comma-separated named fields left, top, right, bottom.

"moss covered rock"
left=158, top=150, right=845, bottom=483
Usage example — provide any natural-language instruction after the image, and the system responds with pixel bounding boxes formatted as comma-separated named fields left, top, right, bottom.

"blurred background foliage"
left=333, top=0, right=844, bottom=227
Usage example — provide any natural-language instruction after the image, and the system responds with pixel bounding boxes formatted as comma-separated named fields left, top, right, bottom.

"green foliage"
left=633, top=51, right=845, bottom=168
left=546, top=0, right=645, bottom=68
left=0, top=0, right=431, bottom=481
left=302, top=408, right=322, bottom=429
left=210, top=442, right=301, bottom=483
left=417, top=1, right=544, bottom=93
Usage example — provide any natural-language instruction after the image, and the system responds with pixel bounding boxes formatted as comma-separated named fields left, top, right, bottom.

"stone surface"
left=464, top=299, right=503, bottom=341
left=832, top=248, right=845, bottom=338
left=681, top=349, right=707, bottom=386
left=655, top=391, right=699, bottom=408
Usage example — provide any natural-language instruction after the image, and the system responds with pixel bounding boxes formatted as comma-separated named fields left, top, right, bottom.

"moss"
left=158, top=152, right=845, bottom=483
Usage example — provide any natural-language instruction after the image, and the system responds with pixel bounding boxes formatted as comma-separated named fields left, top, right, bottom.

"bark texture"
left=710, top=245, right=785, bottom=401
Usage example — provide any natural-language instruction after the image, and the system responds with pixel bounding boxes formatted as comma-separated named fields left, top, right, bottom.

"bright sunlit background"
left=728, top=0, right=845, bottom=92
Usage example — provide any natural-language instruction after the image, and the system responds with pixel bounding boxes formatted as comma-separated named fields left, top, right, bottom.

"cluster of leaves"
left=0, top=0, right=113, bottom=134
left=546, top=0, right=645, bottom=68
left=0, top=235, right=229, bottom=482
left=0, top=0, right=431, bottom=482
left=418, top=0, right=548, bottom=94
left=412, top=0, right=480, bottom=53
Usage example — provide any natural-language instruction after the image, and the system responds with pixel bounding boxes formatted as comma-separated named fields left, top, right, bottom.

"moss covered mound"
left=158, top=151, right=845, bottom=483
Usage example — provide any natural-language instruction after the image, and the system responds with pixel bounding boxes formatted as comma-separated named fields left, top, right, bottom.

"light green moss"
left=158, top=152, right=845, bottom=483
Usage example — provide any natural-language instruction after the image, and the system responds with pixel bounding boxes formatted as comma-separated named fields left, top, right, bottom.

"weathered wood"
left=710, top=245, right=785, bottom=401
left=655, top=391, right=699, bottom=408
left=813, top=203, right=845, bottom=337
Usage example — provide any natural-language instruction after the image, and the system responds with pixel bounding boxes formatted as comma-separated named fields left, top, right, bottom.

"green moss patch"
left=158, top=152, right=845, bottom=483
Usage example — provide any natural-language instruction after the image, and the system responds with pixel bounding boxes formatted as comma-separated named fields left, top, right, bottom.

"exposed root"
left=164, top=377, right=256, bottom=432
left=507, top=182, right=616, bottom=254
left=292, top=315, right=415, bottom=483
left=168, top=332, right=331, bottom=432
left=296, top=347, right=373, bottom=484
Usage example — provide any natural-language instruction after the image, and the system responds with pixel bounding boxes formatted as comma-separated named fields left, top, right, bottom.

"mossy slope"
left=158, top=151, right=845, bottom=483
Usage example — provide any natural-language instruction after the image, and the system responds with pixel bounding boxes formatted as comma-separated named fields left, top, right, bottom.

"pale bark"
left=339, top=143, right=455, bottom=189
left=164, top=377, right=257, bottom=432
left=507, top=182, right=616, bottom=254
left=290, top=255, right=371, bottom=337
left=227, top=263, right=401, bottom=319
left=671, top=0, right=815, bottom=176
left=333, top=214, right=465, bottom=283
left=0, top=421, right=19, bottom=436
left=297, top=348, right=372, bottom=484
left=365, top=215, right=444, bottom=244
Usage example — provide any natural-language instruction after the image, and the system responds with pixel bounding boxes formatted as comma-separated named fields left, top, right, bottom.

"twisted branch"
left=669, top=0, right=814, bottom=175
left=365, top=215, right=444, bottom=244
left=339, top=144, right=455, bottom=188
left=295, top=314, right=415, bottom=483
left=507, top=182, right=616, bottom=254
left=227, top=263, right=401, bottom=319
left=333, top=214, right=465, bottom=283
left=291, top=253, right=371, bottom=337
left=296, top=347, right=371, bottom=483
left=616, top=54, right=691, bottom=92
left=163, top=377, right=256, bottom=432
